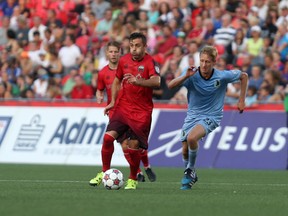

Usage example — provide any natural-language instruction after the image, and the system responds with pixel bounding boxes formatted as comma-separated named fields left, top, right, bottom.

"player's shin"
left=101, top=133, right=115, bottom=171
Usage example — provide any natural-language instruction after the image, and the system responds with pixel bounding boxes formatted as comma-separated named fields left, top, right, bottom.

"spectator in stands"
left=0, top=0, right=18, bottom=17
left=231, top=29, right=247, bottom=65
left=213, top=13, right=236, bottom=48
left=70, top=74, right=93, bottom=99
left=245, top=25, right=264, bottom=65
left=147, top=0, right=159, bottom=25
left=249, top=65, right=264, bottom=90
left=0, top=16, right=10, bottom=49
left=91, top=0, right=111, bottom=20
left=6, top=29, right=21, bottom=57
left=46, top=50, right=63, bottom=77
left=158, top=1, right=172, bottom=24
left=154, top=24, right=178, bottom=62
left=16, top=15, right=29, bottom=48
left=46, top=9, right=63, bottom=29
left=94, top=8, right=113, bottom=37
left=276, top=2, right=288, bottom=27
left=40, top=28, right=55, bottom=51
left=33, top=68, right=49, bottom=98
left=257, top=85, right=272, bottom=103
left=160, top=45, right=183, bottom=76
left=2, top=55, right=21, bottom=84
left=245, top=85, right=258, bottom=106
left=179, top=41, right=200, bottom=72
left=187, top=15, right=205, bottom=45
left=62, top=66, right=78, bottom=97
left=0, top=82, right=12, bottom=99
left=272, top=23, right=288, bottom=63
left=28, top=16, right=47, bottom=42
left=58, top=34, right=83, bottom=75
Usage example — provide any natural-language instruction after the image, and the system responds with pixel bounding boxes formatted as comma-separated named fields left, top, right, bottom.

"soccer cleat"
left=124, top=179, right=137, bottom=190
left=180, top=168, right=198, bottom=190
left=137, top=172, right=145, bottom=182
left=89, top=171, right=104, bottom=187
left=145, top=167, right=156, bottom=182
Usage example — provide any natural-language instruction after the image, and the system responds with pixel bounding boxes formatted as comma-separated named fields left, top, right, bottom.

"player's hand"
left=96, top=91, right=104, bottom=104
left=104, top=102, right=114, bottom=116
left=123, top=73, right=139, bottom=85
left=186, top=66, right=198, bottom=77
left=237, top=100, right=245, bottom=114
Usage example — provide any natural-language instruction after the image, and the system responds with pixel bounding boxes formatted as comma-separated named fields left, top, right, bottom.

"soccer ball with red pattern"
left=102, top=168, right=124, bottom=190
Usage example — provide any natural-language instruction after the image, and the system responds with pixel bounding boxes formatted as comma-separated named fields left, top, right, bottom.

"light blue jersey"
left=181, top=68, right=241, bottom=141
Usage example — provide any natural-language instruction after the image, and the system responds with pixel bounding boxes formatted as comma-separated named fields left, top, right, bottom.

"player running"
left=89, top=33, right=160, bottom=189
left=168, top=46, right=248, bottom=190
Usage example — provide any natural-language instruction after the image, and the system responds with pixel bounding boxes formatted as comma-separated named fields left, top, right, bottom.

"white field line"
left=0, top=179, right=287, bottom=187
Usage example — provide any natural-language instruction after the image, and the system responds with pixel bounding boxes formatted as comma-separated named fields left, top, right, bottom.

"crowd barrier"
left=0, top=101, right=287, bottom=170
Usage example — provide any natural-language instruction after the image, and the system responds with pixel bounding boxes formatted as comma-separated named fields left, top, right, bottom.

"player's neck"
left=109, top=63, right=118, bottom=70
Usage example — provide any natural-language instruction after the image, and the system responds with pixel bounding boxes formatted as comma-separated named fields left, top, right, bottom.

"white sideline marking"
left=0, top=179, right=287, bottom=187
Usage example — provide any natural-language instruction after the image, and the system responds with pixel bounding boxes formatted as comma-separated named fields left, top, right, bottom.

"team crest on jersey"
left=214, top=80, right=221, bottom=88
left=154, top=65, right=160, bottom=74
left=138, top=65, right=144, bottom=73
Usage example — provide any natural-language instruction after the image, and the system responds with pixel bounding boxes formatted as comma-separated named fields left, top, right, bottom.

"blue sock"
left=187, top=148, right=198, bottom=170
left=183, top=158, right=188, bottom=168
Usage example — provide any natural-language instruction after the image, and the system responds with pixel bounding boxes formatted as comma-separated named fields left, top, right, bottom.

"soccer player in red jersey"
left=90, top=33, right=160, bottom=189
left=96, top=41, right=156, bottom=183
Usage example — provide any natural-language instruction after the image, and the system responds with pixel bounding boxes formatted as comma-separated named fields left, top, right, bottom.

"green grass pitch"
left=0, top=164, right=287, bottom=216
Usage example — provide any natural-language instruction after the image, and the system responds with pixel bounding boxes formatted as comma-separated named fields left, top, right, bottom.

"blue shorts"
left=180, top=117, right=219, bottom=142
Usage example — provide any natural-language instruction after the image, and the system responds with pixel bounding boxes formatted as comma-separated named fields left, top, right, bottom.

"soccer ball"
left=102, top=168, right=124, bottom=190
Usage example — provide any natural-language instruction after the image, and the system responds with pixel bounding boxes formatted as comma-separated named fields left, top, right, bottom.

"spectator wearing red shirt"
left=70, top=74, right=93, bottom=99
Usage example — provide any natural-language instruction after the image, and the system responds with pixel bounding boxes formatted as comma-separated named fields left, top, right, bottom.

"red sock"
left=101, top=134, right=115, bottom=172
left=140, top=149, right=150, bottom=168
left=128, top=148, right=141, bottom=180
left=123, top=148, right=133, bottom=166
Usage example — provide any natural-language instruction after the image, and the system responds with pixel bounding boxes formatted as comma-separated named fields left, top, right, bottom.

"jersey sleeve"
left=115, top=58, right=124, bottom=80
left=97, top=71, right=105, bottom=91
left=223, top=69, right=242, bottom=83
left=148, top=58, right=160, bottom=77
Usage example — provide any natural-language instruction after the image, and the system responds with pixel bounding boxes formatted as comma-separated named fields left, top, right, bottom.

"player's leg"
left=140, top=149, right=156, bottom=182
left=89, top=130, right=118, bottom=186
left=181, top=124, right=205, bottom=190
left=125, top=139, right=141, bottom=190
left=182, top=141, right=188, bottom=168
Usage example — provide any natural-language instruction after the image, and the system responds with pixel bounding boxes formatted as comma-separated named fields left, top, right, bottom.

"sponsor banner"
left=0, top=106, right=287, bottom=170
left=148, top=110, right=288, bottom=170
left=0, top=107, right=162, bottom=166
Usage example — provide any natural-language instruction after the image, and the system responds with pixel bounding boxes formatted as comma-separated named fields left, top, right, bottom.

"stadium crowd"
left=0, top=0, right=287, bottom=107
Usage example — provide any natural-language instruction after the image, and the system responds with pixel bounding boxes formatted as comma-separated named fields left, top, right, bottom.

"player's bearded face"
left=129, top=38, right=146, bottom=61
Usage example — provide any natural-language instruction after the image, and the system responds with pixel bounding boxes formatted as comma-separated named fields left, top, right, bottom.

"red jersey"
left=97, top=65, right=116, bottom=104
left=116, top=53, right=160, bottom=114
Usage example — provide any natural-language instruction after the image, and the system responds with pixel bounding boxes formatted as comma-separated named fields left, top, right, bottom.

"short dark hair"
left=106, top=41, right=121, bottom=51
left=129, top=32, right=147, bottom=45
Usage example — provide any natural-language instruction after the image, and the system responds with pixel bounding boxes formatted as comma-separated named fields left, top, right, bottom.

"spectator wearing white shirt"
left=58, top=34, right=83, bottom=74
left=28, top=16, right=47, bottom=42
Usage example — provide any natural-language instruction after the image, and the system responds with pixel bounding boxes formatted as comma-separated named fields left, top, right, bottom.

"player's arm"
left=237, top=72, right=248, bottom=113
left=124, top=74, right=160, bottom=88
left=104, top=77, right=121, bottom=115
left=168, top=67, right=197, bottom=89
left=96, top=90, right=104, bottom=104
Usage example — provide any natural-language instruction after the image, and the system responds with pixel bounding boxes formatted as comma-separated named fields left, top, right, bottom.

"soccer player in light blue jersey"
left=168, top=46, right=248, bottom=190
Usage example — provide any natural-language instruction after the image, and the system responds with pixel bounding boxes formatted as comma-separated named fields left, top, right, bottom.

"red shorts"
left=106, top=107, right=152, bottom=149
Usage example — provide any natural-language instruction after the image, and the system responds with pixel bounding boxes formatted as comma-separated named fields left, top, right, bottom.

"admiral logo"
left=0, top=116, right=12, bottom=146
left=13, top=115, right=45, bottom=151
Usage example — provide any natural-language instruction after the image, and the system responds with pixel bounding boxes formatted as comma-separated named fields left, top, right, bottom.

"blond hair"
left=200, top=46, right=218, bottom=62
